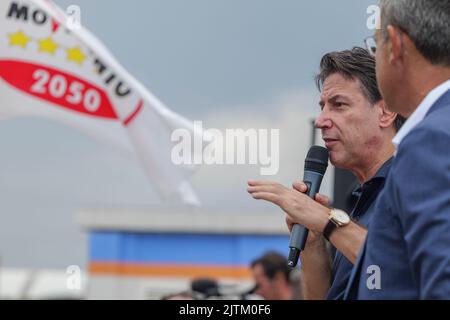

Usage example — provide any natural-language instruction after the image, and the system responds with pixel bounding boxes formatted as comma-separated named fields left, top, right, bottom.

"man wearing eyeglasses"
left=343, top=0, right=450, bottom=299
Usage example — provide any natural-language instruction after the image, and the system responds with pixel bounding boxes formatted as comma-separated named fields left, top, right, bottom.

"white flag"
left=0, top=0, right=207, bottom=206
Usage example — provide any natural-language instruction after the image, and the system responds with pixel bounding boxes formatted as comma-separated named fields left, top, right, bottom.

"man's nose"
left=315, top=112, right=332, bottom=129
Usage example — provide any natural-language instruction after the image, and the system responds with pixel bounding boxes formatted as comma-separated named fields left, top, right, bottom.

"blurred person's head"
left=376, top=0, right=450, bottom=117
left=191, top=278, right=220, bottom=299
left=315, top=47, right=405, bottom=182
left=250, top=251, right=296, bottom=300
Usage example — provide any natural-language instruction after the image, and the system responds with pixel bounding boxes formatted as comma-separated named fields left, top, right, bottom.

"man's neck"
left=402, top=63, right=450, bottom=117
left=352, top=141, right=395, bottom=183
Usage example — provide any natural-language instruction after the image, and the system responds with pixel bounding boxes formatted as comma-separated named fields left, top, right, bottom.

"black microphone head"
left=304, top=146, right=329, bottom=174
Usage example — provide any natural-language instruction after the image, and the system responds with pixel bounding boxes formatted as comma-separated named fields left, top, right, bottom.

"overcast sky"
left=0, top=0, right=378, bottom=269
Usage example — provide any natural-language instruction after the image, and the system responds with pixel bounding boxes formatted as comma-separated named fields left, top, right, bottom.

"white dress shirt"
left=393, top=79, right=450, bottom=149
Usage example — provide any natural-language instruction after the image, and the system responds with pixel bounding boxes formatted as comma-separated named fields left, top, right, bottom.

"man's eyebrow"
left=319, top=94, right=351, bottom=108
left=329, top=94, right=350, bottom=103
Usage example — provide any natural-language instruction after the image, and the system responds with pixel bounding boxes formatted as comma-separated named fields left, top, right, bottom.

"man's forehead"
left=320, top=74, right=360, bottom=100
left=252, top=264, right=266, bottom=278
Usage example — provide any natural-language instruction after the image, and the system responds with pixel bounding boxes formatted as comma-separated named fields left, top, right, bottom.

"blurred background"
left=0, top=0, right=376, bottom=299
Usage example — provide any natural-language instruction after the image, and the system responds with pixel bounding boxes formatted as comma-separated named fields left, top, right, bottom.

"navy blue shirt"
left=326, top=158, right=393, bottom=300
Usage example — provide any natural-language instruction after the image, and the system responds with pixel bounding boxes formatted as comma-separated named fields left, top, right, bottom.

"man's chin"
left=329, top=152, right=346, bottom=169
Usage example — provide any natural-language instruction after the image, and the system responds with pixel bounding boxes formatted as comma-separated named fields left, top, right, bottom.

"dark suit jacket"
left=345, top=89, right=450, bottom=299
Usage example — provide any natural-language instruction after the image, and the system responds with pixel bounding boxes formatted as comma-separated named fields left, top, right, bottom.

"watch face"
left=333, top=209, right=351, bottom=224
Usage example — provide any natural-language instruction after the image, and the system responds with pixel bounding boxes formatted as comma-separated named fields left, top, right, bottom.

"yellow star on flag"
left=9, top=31, right=30, bottom=48
left=38, top=37, right=59, bottom=55
left=66, top=46, right=86, bottom=65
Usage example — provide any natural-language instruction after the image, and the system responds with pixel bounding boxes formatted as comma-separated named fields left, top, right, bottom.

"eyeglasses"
left=364, top=36, right=377, bottom=57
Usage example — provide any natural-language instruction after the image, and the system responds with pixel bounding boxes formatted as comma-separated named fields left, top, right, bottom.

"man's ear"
left=387, top=25, right=405, bottom=65
left=376, top=100, right=398, bottom=129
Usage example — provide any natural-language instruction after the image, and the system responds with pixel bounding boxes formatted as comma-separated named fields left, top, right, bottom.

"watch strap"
left=323, top=219, right=338, bottom=242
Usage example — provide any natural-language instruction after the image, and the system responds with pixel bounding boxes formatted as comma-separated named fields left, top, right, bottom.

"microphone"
left=287, top=146, right=329, bottom=268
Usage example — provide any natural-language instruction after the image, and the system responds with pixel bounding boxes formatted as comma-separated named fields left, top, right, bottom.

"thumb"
left=315, top=193, right=330, bottom=208
left=292, top=181, right=308, bottom=193
left=285, top=216, right=295, bottom=233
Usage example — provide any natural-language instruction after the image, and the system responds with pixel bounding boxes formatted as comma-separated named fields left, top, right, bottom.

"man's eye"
left=335, top=102, right=345, bottom=107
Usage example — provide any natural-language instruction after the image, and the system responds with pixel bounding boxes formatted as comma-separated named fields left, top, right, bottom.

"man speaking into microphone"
left=248, top=47, right=404, bottom=299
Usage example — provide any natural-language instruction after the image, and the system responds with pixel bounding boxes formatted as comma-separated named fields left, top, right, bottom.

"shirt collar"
left=352, top=157, right=393, bottom=195
left=350, top=157, right=393, bottom=218
left=393, top=79, right=450, bottom=149
left=371, top=156, right=393, bottom=180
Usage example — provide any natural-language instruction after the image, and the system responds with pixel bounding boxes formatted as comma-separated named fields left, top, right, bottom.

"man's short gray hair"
left=380, top=0, right=450, bottom=66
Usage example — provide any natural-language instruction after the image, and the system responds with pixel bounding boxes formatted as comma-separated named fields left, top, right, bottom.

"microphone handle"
left=287, top=171, right=324, bottom=267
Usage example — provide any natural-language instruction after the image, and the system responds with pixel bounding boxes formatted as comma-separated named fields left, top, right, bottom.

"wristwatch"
left=323, top=208, right=351, bottom=241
